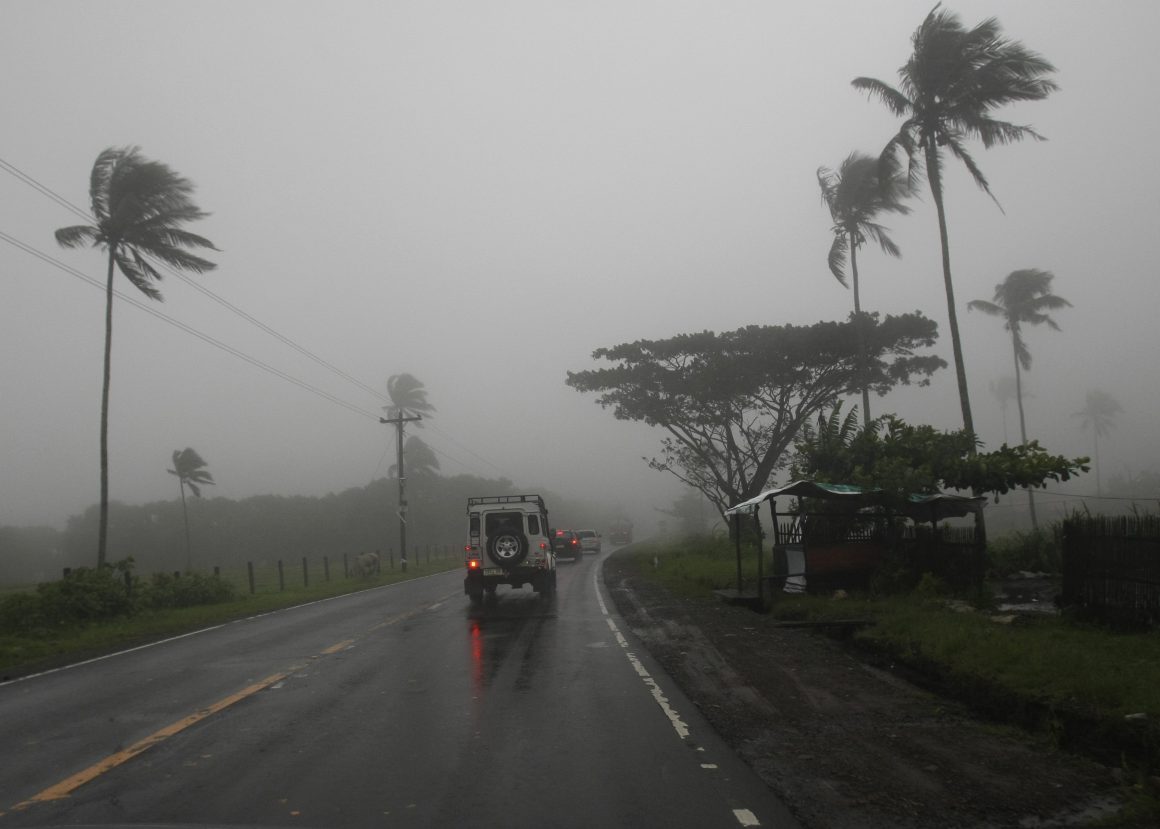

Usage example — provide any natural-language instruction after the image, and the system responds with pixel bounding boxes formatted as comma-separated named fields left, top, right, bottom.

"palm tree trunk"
left=1094, top=432, right=1102, bottom=497
left=850, top=237, right=871, bottom=427
left=1012, top=340, right=1039, bottom=530
left=98, top=248, right=116, bottom=568
left=926, top=143, right=976, bottom=441
left=179, top=480, right=191, bottom=571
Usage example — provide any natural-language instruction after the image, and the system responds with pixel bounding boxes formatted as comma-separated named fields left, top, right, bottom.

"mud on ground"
left=602, top=554, right=1142, bottom=829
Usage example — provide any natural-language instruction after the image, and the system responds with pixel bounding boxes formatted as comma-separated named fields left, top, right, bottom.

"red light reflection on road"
left=470, top=618, right=484, bottom=693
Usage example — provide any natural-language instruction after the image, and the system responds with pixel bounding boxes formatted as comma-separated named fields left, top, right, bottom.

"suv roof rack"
left=467, top=494, right=547, bottom=511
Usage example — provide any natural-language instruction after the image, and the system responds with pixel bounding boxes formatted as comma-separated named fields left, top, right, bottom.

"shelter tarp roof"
left=724, top=480, right=984, bottom=522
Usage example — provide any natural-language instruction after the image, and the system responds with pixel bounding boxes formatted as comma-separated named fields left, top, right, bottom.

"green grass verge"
left=0, top=558, right=461, bottom=678
left=620, top=537, right=1160, bottom=771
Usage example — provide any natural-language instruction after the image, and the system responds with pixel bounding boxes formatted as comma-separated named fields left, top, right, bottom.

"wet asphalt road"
left=0, top=551, right=799, bottom=828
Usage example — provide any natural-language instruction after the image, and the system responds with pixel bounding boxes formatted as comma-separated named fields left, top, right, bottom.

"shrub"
left=986, top=527, right=1061, bottom=576
left=32, top=559, right=140, bottom=627
left=145, top=571, right=237, bottom=608
left=0, top=591, right=48, bottom=634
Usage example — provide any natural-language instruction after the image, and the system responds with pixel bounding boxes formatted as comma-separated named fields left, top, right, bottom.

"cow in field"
left=350, top=552, right=380, bottom=577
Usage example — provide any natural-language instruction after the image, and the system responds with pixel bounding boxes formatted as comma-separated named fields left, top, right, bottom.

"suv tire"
left=487, top=529, right=529, bottom=567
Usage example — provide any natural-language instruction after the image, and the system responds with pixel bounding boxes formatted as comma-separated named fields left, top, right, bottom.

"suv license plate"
left=482, top=567, right=503, bottom=576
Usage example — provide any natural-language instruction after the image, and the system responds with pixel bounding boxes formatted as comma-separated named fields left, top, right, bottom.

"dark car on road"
left=552, top=529, right=583, bottom=561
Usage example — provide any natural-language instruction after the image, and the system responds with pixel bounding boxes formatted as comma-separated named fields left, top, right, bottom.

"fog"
left=2, top=0, right=1158, bottom=533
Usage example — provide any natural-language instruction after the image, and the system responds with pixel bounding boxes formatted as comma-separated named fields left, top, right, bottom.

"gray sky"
left=2, top=0, right=1158, bottom=529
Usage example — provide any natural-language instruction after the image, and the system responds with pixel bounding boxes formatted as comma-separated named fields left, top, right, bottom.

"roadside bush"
left=0, top=591, right=48, bottom=634
left=986, top=527, right=1061, bottom=575
left=31, top=560, right=139, bottom=627
left=145, top=571, right=237, bottom=608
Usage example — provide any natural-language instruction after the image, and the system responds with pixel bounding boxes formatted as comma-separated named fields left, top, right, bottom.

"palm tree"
left=167, top=447, right=215, bottom=571
left=56, top=147, right=217, bottom=566
left=853, top=6, right=1058, bottom=441
left=382, top=373, right=435, bottom=569
left=1073, top=390, right=1122, bottom=497
left=385, top=373, right=436, bottom=424
left=389, top=436, right=441, bottom=478
left=969, top=269, right=1070, bottom=529
left=988, top=376, right=1019, bottom=444
left=818, top=151, right=912, bottom=425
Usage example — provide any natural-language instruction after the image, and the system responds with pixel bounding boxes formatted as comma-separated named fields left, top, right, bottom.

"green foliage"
left=987, top=528, right=1061, bottom=576
left=792, top=408, right=1089, bottom=506
left=24, top=560, right=139, bottom=631
left=0, top=559, right=239, bottom=636
left=145, top=571, right=236, bottom=608
left=566, top=314, right=945, bottom=517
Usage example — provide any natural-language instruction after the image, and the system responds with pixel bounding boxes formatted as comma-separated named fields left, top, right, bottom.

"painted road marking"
left=594, top=559, right=766, bottom=827
left=14, top=670, right=291, bottom=809
left=9, top=593, right=458, bottom=812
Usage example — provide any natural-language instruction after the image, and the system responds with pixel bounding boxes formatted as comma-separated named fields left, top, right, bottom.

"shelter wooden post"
left=733, top=512, right=743, bottom=592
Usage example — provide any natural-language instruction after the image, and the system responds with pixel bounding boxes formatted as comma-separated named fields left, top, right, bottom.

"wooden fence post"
left=278, top=560, right=285, bottom=591
left=324, top=555, right=330, bottom=582
left=247, top=561, right=255, bottom=594
left=302, top=557, right=309, bottom=587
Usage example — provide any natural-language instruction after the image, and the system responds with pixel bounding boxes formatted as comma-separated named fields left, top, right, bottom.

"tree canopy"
left=566, top=313, right=945, bottom=516
left=791, top=406, right=1088, bottom=509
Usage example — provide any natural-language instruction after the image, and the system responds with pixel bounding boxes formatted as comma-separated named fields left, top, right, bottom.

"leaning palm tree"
left=853, top=6, right=1058, bottom=441
left=818, top=151, right=912, bottom=425
left=969, top=269, right=1070, bottom=529
left=389, top=435, right=441, bottom=478
left=56, top=147, right=217, bottom=566
left=167, top=447, right=215, bottom=571
left=382, top=373, right=435, bottom=570
left=385, top=373, right=436, bottom=424
left=1073, top=390, right=1122, bottom=497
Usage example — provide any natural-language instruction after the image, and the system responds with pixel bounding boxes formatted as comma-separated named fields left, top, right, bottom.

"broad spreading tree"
left=566, top=314, right=945, bottom=518
left=56, top=147, right=218, bottom=566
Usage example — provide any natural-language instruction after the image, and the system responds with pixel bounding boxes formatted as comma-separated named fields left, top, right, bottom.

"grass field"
left=620, top=536, right=1160, bottom=770
left=0, top=557, right=461, bottom=677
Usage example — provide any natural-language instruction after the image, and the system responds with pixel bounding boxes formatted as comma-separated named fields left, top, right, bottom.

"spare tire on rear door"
left=487, top=527, right=528, bottom=567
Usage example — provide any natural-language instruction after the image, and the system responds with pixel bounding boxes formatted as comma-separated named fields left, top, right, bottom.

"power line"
left=1, top=154, right=518, bottom=482
left=0, top=154, right=388, bottom=403
left=0, top=229, right=381, bottom=420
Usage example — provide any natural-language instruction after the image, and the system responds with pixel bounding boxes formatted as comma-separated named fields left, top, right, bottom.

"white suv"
left=464, top=495, right=556, bottom=602
left=574, top=529, right=601, bottom=554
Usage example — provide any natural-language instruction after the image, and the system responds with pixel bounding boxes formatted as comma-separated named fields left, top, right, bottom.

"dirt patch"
left=603, top=554, right=1143, bottom=828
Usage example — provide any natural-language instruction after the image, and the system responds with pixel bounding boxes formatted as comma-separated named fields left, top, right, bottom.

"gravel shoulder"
left=602, top=551, right=1140, bottom=829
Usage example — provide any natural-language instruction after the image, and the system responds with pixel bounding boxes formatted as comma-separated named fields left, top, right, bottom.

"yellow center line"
left=10, top=596, right=456, bottom=812
left=14, top=671, right=291, bottom=809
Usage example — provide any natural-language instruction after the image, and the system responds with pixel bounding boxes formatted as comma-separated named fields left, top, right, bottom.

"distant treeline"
left=0, top=473, right=623, bottom=585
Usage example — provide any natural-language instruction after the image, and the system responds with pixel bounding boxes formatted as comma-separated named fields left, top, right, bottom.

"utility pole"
left=380, top=413, right=422, bottom=571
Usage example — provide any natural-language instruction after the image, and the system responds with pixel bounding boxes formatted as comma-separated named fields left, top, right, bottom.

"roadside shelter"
left=721, top=480, right=986, bottom=603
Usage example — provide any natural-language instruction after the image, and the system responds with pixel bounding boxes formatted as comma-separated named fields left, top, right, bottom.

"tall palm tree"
left=988, top=376, right=1019, bottom=445
left=382, top=373, right=435, bottom=570
left=167, top=447, right=215, bottom=571
left=56, top=147, right=217, bottom=566
left=385, top=373, right=436, bottom=424
left=969, top=269, right=1070, bottom=529
left=1073, top=390, right=1122, bottom=497
left=818, top=151, right=912, bottom=425
left=853, top=6, right=1058, bottom=441
left=389, top=435, right=441, bottom=478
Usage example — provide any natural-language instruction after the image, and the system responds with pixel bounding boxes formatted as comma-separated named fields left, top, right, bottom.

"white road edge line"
left=0, top=571, right=454, bottom=687
left=594, top=556, right=765, bottom=827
